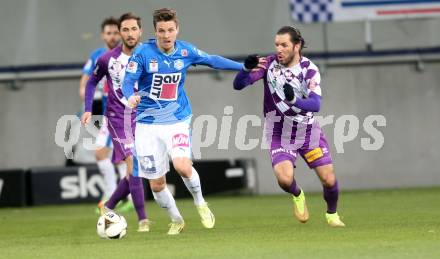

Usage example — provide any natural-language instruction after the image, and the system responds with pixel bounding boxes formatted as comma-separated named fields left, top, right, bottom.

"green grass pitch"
left=1, top=188, right=439, bottom=259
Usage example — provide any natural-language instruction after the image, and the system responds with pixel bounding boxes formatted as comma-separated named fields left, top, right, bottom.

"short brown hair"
left=118, top=12, right=142, bottom=30
left=101, top=17, right=119, bottom=32
left=153, top=8, right=178, bottom=28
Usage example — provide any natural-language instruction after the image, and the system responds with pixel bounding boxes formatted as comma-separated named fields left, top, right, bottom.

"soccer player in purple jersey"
left=79, top=17, right=121, bottom=209
left=233, top=26, right=345, bottom=227
left=81, top=13, right=149, bottom=232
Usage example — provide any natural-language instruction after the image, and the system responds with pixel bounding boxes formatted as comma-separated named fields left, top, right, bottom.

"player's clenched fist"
left=244, top=54, right=259, bottom=70
left=283, top=83, right=295, bottom=102
left=128, top=95, right=141, bottom=109
left=244, top=55, right=268, bottom=72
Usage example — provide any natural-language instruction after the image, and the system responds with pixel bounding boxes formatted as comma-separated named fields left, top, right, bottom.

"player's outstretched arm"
left=190, top=46, right=242, bottom=71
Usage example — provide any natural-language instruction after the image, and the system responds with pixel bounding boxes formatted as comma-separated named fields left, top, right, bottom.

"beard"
left=280, top=54, right=294, bottom=66
left=123, top=38, right=138, bottom=49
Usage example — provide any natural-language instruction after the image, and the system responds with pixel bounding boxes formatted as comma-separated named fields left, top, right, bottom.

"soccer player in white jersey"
left=79, top=17, right=123, bottom=209
left=122, top=8, right=243, bottom=235
left=82, top=13, right=149, bottom=232
left=233, top=26, right=345, bottom=227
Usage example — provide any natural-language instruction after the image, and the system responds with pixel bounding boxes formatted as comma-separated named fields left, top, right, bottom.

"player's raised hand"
left=308, top=79, right=317, bottom=91
left=244, top=54, right=259, bottom=71
left=81, top=112, right=92, bottom=125
left=283, top=83, right=296, bottom=102
left=128, top=95, right=141, bottom=109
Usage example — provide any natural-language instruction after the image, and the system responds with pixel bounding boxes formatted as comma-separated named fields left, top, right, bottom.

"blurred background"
left=1, top=0, right=439, bottom=205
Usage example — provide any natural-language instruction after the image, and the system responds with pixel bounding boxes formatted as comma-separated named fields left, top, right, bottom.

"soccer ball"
left=96, top=211, right=127, bottom=239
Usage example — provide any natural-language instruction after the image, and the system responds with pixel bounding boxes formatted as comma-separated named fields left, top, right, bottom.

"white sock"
left=152, top=187, right=183, bottom=223
left=97, top=158, right=117, bottom=199
left=182, top=167, right=205, bottom=206
left=116, top=162, right=132, bottom=201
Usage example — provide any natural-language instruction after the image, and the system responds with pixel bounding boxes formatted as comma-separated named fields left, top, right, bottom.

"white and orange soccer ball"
left=96, top=211, right=127, bottom=239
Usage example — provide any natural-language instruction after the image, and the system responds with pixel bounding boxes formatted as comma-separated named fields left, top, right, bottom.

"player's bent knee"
left=172, top=157, right=192, bottom=177
left=320, top=170, right=336, bottom=187
left=150, top=177, right=166, bottom=192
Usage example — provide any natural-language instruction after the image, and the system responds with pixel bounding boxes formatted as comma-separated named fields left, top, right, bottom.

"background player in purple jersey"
left=233, top=26, right=345, bottom=227
left=78, top=17, right=122, bottom=209
left=81, top=13, right=149, bottom=232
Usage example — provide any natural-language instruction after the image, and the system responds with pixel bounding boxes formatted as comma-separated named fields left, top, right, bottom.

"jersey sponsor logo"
left=304, top=148, right=324, bottom=163
left=139, top=155, right=156, bottom=174
left=181, top=49, right=188, bottom=57
left=149, top=59, right=158, bottom=72
left=172, top=133, right=189, bottom=148
left=127, top=61, right=138, bottom=73
left=174, top=59, right=184, bottom=70
left=271, top=147, right=297, bottom=157
left=150, top=73, right=181, bottom=101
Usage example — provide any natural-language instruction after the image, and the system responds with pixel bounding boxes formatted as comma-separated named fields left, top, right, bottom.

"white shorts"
left=95, top=117, right=113, bottom=149
left=135, top=120, right=191, bottom=179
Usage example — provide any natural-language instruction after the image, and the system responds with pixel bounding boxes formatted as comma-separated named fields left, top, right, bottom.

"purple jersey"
left=84, top=45, right=137, bottom=163
left=234, top=55, right=332, bottom=168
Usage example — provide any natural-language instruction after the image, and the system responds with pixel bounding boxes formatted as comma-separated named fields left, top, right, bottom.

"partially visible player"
left=81, top=13, right=149, bottom=232
left=233, top=26, right=345, bottom=227
left=122, top=8, right=243, bottom=235
left=79, top=17, right=125, bottom=207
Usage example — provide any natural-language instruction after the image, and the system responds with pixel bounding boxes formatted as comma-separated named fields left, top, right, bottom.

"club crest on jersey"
left=127, top=61, right=138, bottom=73
left=174, top=59, right=184, bottom=70
left=181, top=49, right=188, bottom=57
left=150, top=73, right=181, bottom=101
left=110, top=60, right=124, bottom=73
left=172, top=133, right=190, bottom=148
left=149, top=59, right=158, bottom=72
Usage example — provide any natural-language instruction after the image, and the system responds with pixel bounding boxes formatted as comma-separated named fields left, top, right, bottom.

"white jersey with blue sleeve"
left=122, top=39, right=242, bottom=125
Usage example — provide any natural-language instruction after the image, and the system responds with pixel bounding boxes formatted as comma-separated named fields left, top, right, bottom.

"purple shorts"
left=265, top=118, right=333, bottom=169
left=107, top=117, right=135, bottom=164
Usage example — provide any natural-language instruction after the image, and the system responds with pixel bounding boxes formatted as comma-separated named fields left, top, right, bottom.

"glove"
left=244, top=54, right=259, bottom=70
left=283, top=83, right=296, bottom=102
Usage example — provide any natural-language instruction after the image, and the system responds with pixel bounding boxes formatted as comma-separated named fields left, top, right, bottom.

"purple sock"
left=128, top=175, right=147, bottom=221
left=323, top=181, right=339, bottom=214
left=106, top=177, right=130, bottom=209
left=288, top=180, right=301, bottom=197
